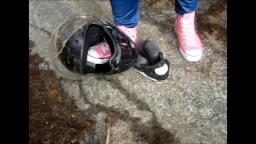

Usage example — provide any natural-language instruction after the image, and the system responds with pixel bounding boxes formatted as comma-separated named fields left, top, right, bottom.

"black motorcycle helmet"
left=50, top=15, right=137, bottom=78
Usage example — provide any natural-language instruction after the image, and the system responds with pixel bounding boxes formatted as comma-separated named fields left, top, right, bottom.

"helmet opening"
left=59, top=23, right=116, bottom=74
left=52, top=16, right=137, bottom=76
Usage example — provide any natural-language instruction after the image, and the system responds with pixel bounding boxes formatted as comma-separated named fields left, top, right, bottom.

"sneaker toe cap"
left=185, top=49, right=203, bottom=56
left=180, top=48, right=203, bottom=62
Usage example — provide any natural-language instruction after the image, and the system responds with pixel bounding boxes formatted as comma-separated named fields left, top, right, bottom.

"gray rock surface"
left=29, top=0, right=227, bottom=143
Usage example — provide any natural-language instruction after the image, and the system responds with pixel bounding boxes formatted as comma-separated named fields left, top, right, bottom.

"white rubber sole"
left=87, top=54, right=109, bottom=64
left=174, top=21, right=203, bottom=62
left=179, top=48, right=202, bottom=62
left=137, top=71, right=158, bottom=82
left=136, top=70, right=171, bottom=84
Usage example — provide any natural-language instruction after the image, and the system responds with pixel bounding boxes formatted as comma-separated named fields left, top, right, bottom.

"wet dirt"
left=29, top=54, right=96, bottom=144
left=30, top=73, right=180, bottom=144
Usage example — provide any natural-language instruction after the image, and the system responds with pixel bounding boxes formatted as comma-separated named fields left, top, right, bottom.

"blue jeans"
left=110, top=0, right=200, bottom=28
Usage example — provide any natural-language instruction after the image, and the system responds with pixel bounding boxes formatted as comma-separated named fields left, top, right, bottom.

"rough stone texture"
left=29, top=0, right=227, bottom=143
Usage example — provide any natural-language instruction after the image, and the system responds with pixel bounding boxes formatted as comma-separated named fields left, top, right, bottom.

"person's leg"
left=175, top=0, right=199, bottom=15
left=175, top=0, right=204, bottom=62
left=110, top=0, right=140, bottom=28
left=110, top=0, right=140, bottom=44
left=110, top=0, right=170, bottom=81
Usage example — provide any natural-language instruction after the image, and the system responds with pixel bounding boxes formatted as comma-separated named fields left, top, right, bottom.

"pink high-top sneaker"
left=87, top=25, right=140, bottom=64
left=116, top=25, right=140, bottom=44
left=175, top=11, right=204, bottom=62
left=87, top=40, right=112, bottom=64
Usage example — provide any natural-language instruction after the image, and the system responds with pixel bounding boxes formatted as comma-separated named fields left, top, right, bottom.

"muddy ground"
left=29, top=54, right=96, bottom=144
